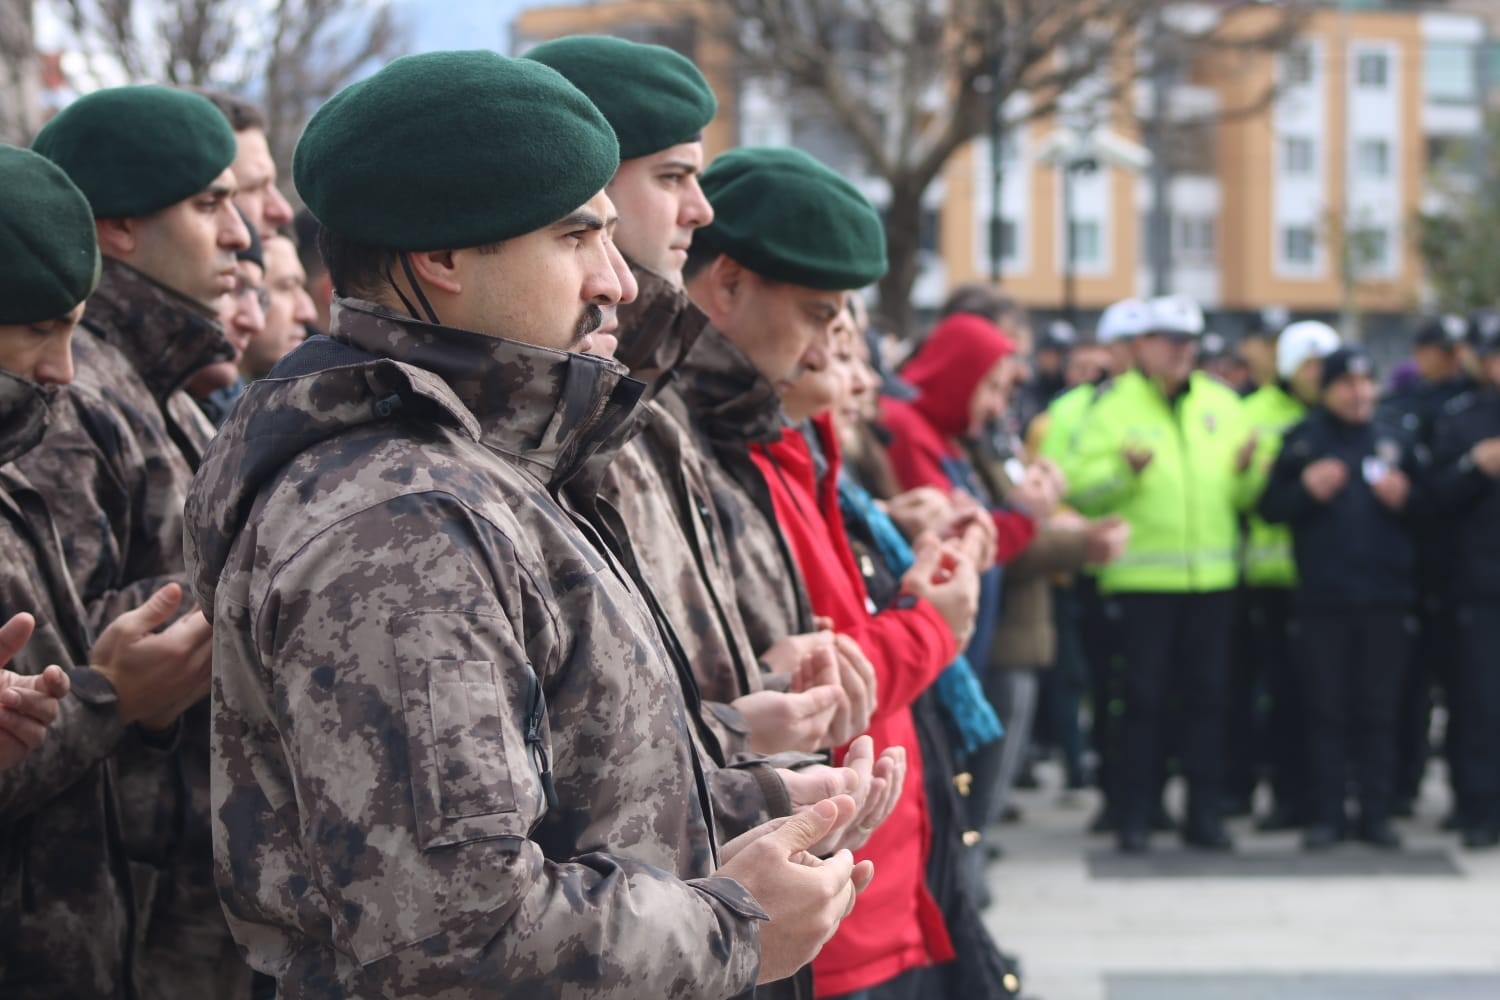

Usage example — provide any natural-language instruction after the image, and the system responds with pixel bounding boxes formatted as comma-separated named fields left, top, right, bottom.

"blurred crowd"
left=4, top=35, right=1500, bottom=1000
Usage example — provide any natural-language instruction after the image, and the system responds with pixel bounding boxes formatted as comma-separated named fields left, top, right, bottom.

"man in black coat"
left=1428, top=312, right=1500, bottom=849
left=1260, top=348, right=1427, bottom=851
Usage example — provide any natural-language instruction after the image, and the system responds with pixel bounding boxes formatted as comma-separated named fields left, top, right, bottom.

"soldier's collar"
left=331, top=298, right=646, bottom=484
left=613, top=259, right=709, bottom=401
left=0, top=369, right=53, bottom=467
left=676, top=325, right=786, bottom=445
left=84, top=258, right=234, bottom=404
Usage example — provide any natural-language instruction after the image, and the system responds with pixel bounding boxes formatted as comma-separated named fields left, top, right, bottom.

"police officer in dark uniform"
left=1260, top=347, right=1427, bottom=850
left=1380, top=315, right=1475, bottom=820
left=1428, top=311, right=1500, bottom=849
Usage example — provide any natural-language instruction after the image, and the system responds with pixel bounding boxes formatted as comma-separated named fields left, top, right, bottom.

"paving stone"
left=1107, top=972, right=1500, bottom=1000
left=1087, top=847, right=1462, bottom=879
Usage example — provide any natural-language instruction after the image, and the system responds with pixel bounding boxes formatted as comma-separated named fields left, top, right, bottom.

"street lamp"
left=1034, top=125, right=1151, bottom=327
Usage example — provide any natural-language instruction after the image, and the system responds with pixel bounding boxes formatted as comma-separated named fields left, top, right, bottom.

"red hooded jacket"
left=881, top=312, right=1036, bottom=563
left=750, top=414, right=956, bottom=996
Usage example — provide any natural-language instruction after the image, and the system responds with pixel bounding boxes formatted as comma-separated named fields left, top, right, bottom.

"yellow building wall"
left=516, top=2, right=1439, bottom=315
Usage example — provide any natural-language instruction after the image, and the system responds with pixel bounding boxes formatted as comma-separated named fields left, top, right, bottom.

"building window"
left=1424, top=42, right=1477, bottom=104
left=988, top=218, right=1019, bottom=262
left=1356, top=51, right=1389, bottom=89
left=1175, top=216, right=1216, bottom=265
left=918, top=208, right=941, bottom=254
left=1351, top=225, right=1393, bottom=275
left=1282, top=225, right=1316, bottom=266
left=1282, top=136, right=1316, bottom=176
left=1354, top=138, right=1391, bottom=178
left=1284, top=45, right=1314, bottom=87
left=1067, top=220, right=1102, bottom=266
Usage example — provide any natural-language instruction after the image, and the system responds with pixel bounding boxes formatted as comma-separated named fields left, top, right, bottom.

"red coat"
left=882, top=312, right=1036, bottom=563
left=750, top=414, right=956, bottom=996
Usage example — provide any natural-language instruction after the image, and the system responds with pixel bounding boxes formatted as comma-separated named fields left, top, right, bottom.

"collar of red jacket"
left=901, top=312, right=1015, bottom=438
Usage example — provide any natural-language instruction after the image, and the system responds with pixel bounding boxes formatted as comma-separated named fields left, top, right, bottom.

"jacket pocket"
left=393, top=613, right=541, bottom=850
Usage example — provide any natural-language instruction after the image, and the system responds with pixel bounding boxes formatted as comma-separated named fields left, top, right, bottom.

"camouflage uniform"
left=184, top=299, right=766, bottom=998
left=16, top=257, right=251, bottom=1000
left=594, top=266, right=770, bottom=753
left=666, top=328, right=817, bottom=652
left=0, top=371, right=142, bottom=998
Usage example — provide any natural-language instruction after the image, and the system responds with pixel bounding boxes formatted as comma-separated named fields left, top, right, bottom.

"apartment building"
left=514, top=1, right=1494, bottom=334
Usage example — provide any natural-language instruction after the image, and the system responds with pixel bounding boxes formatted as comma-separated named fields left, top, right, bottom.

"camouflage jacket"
left=593, top=266, right=767, bottom=754
left=14, top=257, right=249, bottom=1000
left=667, top=330, right=817, bottom=654
left=19, top=259, right=227, bottom=629
left=184, top=299, right=766, bottom=998
left=0, top=371, right=140, bottom=999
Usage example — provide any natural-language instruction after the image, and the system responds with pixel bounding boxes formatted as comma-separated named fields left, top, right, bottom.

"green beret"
left=293, top=50, right=619, bottom=252
left=0, top=145, right=101, bottom=325
left=695, top=147, right=887, bottom=290
left=33, top=86, right=237, bottom=219
left=525, top=35, right=716, bottom=161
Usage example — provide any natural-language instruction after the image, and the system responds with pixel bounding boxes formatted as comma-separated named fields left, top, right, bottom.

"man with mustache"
left=527, top=36, right=883, bottom=777
left=25, top=85, right=256, bottom=999
left=185, top=51, right=877, bottom=996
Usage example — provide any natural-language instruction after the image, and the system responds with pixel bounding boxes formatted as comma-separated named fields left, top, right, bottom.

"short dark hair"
left=294, top=208, right=327, bottom=279
left=317, top=226, right=506, bottom=301
left=939, top=283, right=1020, bottom=325
left=683, top=240, right=717, bottom=282
left=190, top=87, right=266, bottom=132
left=318, top=226, right=393, bottom=301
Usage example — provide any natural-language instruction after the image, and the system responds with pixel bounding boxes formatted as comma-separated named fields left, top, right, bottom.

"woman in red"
left=752, top=315, right=982, bottom=999
left=880, top=310, right=1057, bottom=901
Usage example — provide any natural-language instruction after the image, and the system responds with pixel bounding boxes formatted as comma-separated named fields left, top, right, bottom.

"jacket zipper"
left=523, top=668, right=559, bottom=810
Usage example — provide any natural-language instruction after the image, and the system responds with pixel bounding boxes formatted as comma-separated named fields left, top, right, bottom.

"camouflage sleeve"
left=0, top=668, right=123, bottom=817
left=19, top=388, right=189, bottom=631
left=255, top=498, right=764, bottom=997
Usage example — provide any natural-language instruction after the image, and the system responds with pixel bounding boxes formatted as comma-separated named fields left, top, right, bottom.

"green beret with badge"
left=525, top=35, right=717, bottom=161
left=293, top=50, right=620, bottom=252
left=694, top=146, right=887, bottom=290
left=0, top=144, right=101, bottom=324
left=33, top=86, right=237, bottom=219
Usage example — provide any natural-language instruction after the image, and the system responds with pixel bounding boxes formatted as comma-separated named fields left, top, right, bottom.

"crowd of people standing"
left=2, top=31, right=1499, bottom=1000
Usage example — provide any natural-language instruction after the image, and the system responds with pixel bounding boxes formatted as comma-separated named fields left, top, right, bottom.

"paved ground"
left=982, top=765, right=1500, bottom=1000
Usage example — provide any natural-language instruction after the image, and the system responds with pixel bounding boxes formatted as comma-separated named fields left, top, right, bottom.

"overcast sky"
left=399, top=0, right=541, bottom=56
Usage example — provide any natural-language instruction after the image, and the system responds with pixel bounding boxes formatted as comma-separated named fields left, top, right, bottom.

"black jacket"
left=1259, top=407, right=1425, bottom=612
left=1429, top=387, right=1500, bottom=603
left=1380, top=375, right=1473, bottom=598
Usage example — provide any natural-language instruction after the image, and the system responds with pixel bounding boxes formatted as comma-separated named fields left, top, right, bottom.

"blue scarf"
left=837, top=473, right=1003, bottom=758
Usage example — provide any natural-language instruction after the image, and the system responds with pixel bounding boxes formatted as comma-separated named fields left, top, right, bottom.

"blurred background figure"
left=1260, top=348, right=1425, bottom=850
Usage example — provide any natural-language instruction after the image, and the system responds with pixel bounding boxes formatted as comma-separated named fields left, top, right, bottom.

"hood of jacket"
left=902, top=312, right=1016, bottom=438
left=614, top=260, right=710, bottom=402
left=83, top=257, right=234, bottom=403
left=186, top=297, right=644, bottom=617
left=676, top=322, right=785, bottom=446
left=0, top=370, right=54, bottom=468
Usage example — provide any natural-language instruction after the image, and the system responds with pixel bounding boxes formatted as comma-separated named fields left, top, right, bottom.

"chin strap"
left=385, top=251, right=441, bottom=326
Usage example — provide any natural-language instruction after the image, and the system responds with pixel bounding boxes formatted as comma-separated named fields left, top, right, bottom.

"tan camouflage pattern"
left=14, top=257, right=250, bottom=1000
left=184, top=298, right=765, bottom=998
left=0, top=371, right=140, bottom=999
left=597, top=267, right=767, bottom=743
left=666, top=328, right=815, bottom=654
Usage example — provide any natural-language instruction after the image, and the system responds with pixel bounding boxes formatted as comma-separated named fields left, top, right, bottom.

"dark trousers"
left=1226, top=586, right=1303, bottom=815
left=1111, top=591, right=1235, bottom=833
left=1041, top=583, right=1089, bottom=787
left=1295, top=609, right=1410, bottom=828
left=1396, top=601, right=1458, bottom=808
left=1455, top=602, right=1500, bottom=829
left=1078, top=575, right=1120, bottom=798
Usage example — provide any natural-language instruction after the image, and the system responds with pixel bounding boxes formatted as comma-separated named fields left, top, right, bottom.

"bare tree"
left=0, top=0, right=41, bottom=143
left=710, top=0, right=1308, bottom=334
left=46, top=0, right=404, bottom=191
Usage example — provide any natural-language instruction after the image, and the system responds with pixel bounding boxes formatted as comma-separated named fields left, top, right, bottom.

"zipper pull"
left=525, top=672, right=560, bottom=811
